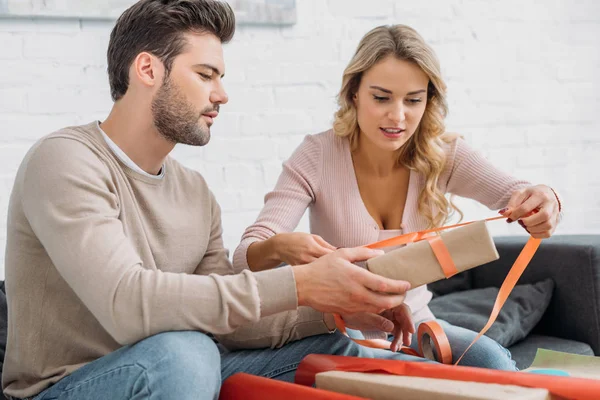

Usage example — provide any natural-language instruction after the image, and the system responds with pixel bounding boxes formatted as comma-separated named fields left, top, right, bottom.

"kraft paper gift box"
left=316, top=371, right=557, bottom=400
left=366, top=220, right=499, bottom=287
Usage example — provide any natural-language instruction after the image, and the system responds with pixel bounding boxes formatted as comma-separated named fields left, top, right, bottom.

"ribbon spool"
left=418, top=320, right=453, bottom=364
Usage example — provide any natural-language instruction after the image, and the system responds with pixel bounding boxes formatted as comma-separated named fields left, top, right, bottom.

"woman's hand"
left=340, top=312, right=395, bottom=333
left=271, top=232, right=337, bottom=266
left=500, top=185, right=562, bottom=239
left=383, top=304, right=415, bottom=352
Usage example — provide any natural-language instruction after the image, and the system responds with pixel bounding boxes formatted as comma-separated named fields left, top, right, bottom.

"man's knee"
left=148, top=331, right=220, bottom=367
left=136, top=331, right=222, bottom=394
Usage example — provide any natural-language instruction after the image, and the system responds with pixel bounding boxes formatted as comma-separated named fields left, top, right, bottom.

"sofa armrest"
left=471, top=235, right=600, bottom=355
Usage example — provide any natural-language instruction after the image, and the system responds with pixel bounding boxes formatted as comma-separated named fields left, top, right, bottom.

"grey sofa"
left=428, top=235, right=600, bottom=369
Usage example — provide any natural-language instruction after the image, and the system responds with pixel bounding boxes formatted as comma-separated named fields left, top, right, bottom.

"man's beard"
left=151, top=77, right=218, bottom=146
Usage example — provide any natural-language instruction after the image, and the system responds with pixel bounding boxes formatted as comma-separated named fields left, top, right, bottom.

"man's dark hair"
left=107, top=0, right=235, bottom=101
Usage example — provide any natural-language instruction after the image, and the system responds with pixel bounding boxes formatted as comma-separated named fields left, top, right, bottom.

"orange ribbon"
left=364, top=215, right=506, bottom=249
left=334, top=215, right=541, bottom=366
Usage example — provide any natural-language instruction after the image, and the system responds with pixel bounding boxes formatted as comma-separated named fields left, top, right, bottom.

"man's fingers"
left=363, top=291, right=407, bottom=313
left=337, top=247, right=384, bottom=263
left=352, top=265, right=411, bottom=295
left=345, top=287, right=405, bottom=314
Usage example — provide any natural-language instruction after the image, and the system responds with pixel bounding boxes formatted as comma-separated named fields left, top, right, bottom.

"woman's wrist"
left=548, top=186, right=563, bottom=223
left=265, top=234, right=284, bottom=264
left=247, top=237, right=284, bottom=271
left=548, top=187, right=562, bottom=212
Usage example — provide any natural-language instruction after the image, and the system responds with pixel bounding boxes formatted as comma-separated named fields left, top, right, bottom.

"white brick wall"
left=0, top=0, right=599, bottom=278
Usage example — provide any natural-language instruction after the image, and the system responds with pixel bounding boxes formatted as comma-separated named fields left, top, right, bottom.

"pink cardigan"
left=233, top=130, right=529, bottom=322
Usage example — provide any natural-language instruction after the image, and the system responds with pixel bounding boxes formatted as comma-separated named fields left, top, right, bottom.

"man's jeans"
left=26, top=321, right=515, bottom=400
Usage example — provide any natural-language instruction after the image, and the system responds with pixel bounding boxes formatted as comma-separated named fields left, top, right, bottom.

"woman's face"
left=354, top=55, right=429, bottom=153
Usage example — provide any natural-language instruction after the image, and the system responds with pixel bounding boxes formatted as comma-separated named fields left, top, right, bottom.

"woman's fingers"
left=313, top=234, right=337, bottom=251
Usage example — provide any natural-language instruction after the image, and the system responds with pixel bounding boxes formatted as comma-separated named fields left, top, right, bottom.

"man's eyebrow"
left=193, top=63, right=225, bottom=78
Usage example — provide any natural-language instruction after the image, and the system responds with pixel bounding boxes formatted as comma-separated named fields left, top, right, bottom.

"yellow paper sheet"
left=522, top=349, right=600, bottom=380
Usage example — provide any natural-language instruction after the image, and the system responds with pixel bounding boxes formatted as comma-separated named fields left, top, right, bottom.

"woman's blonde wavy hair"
left=333, top=24, right=462, bottom=228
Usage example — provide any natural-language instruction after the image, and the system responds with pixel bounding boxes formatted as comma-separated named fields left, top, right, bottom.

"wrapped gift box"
left=366, top=221, right=499, bottom=287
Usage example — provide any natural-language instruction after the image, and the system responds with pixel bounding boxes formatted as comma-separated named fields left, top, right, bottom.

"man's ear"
left=131, top=52, right=165, bottom=89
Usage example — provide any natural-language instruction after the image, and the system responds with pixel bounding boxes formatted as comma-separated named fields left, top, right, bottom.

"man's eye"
left=198, top=73, right=212, bottom=80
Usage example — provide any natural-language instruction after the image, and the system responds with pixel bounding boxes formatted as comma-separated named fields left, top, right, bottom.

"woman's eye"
left=407, top=98, right=422, bottom=104
left=373, top=95, right=389, bottom=102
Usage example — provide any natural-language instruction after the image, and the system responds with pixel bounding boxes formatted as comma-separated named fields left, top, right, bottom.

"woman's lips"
left=380, top=127, right=405, bottom=138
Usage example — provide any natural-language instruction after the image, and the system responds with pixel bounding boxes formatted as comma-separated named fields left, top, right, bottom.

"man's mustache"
left=200, top=104, right=220, bottom=114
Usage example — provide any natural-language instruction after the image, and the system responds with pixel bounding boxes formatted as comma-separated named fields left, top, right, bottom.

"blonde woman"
left=233, top=25, right=562, bottom=370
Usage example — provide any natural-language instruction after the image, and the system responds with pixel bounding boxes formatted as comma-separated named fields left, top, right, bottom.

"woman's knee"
left=422, top=320, right=517, bottom=370
left=448, top=330, right=516, bottom=370
left=464, top=335, right=517, bottom=371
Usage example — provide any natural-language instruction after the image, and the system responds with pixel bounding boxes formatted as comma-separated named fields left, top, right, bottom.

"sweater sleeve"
left=21, top=137, right=299, bottom=345
left=197, top=188, right=334, bottom=349
left=232, top=134, right=323, bottom=273
left=214, top=306, right=334, bottom=350
left=193, top=191, right=234, bottom=276
left=445, top=138, right=531, bottom=210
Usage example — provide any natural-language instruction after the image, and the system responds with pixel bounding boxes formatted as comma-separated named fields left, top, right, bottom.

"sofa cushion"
left=429, top=279, right=554, bottom=348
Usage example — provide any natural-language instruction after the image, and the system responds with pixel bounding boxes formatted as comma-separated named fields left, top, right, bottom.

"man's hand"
left=292, top=247, right=411, bottom=315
